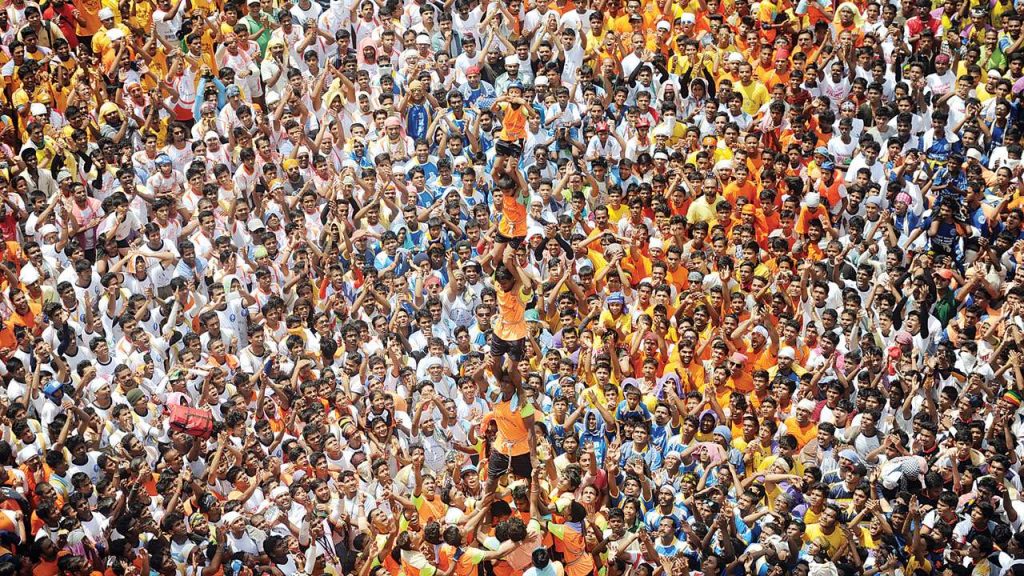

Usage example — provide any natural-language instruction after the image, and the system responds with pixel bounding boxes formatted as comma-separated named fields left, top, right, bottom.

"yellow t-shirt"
left=804, top=523, right=846, bottom=554
left=92, top=25, right=133, bottom=56
left=607, top=202, right=629, bottom=224
left=598, top=309, right=632, bottom=336
left=734, top=80, right=770, bottom=116
left=125, top=0, right=155, bottom=33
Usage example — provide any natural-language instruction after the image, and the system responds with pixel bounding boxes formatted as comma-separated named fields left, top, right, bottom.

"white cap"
left=421, top=357, right=444, bottom=371
left=535, top=75, right=549, bottom=86
left=804, top=192, right=820, bottom=209
left=797, top=399, right=817, bottom=412
left=966, top=148, right=982, bottom=161
left=505, top=55, right=519, bottom=66
left=19, top=263, right=40, bottom=285
left=416, top=33, right=430, bottom=45
left=16, top=445, right=40, bottom=465
left=681, top=12, right=696, bottom=23
left=98, top=7, right=114, bottom=20
left=266, top=91, right=281, bottom=105
left=649, top=238, right=664, bottom=251
left=728, top=52, right=744, bottom=63
left=656, top=20, right=671, bottom=30
left=778, top=346, right=796, bottom=359
left=107, top=28, right=124, bottom=41
left=29, top=103, right=46, bottom=116
left=38, top=224, right=58, bottom=238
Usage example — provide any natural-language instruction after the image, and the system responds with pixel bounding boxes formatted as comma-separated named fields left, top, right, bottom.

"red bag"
left=168, top=405, right=214, bottom=439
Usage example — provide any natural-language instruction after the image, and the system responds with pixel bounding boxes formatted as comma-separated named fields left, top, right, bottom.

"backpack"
left=167, top=404, right=214, bottom=439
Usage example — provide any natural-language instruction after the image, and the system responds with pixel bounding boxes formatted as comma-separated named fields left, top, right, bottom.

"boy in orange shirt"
left=795, top=193, right=831, bottom=236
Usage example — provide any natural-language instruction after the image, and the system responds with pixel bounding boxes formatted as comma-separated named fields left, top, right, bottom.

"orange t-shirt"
left=10, top=302, right=40, bottom=331
left=817, top=177, right=845, bottom=210
left=784, top=417, right=818, bottom=449
left=724, top=180, right=758, bottom=205
left=415, top=494, right=448, bottom=524
left=499, top=193, right=527, bottom=239
left=491, top=399, right=533, bottom=457
left=493, top=286, right=528, bottom=341
left=498, top=102, right=528, bottom=142
left=795, top=206, right=830, bottom=235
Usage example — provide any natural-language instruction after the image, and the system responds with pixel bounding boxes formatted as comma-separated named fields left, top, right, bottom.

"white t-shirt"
left=153, top=3, right=186, bottom=43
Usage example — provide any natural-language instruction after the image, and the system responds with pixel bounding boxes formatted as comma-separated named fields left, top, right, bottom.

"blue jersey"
left=406, top=102, right=431, bottom=141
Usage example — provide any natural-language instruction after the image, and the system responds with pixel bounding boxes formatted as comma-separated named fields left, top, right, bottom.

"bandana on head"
left=1004, top=390, right=1022, bottom=409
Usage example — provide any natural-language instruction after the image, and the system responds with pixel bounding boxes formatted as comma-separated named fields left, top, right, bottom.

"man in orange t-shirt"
left=490, top=247, right=533, bottom=380
left=783, top=399, right=820, bottom=449
left=486, top=251, right=537, bottom=492
left=9, top=289, right=40, bottom=334
left=491, top=82, right=535, bottom=159
left=485, top=377, right=536, bottom=492
left=795, top=193, right=831, bottom=236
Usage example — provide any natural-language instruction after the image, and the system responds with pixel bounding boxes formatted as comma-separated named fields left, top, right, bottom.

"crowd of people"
left=4, top=0, right=1024, bottom=574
